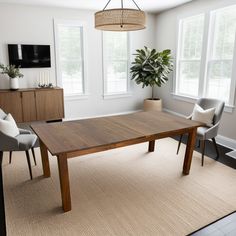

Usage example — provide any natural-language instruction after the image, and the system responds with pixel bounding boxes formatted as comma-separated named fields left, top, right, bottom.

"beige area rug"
left=2, top=138, right=236, bottom=236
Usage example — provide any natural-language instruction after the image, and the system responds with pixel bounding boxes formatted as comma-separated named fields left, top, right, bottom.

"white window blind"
left=103, top=32, right=129, bottom=95
left=54, top=20, right=85, bottom=96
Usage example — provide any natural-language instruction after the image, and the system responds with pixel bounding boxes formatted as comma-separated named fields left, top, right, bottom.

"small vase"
left=9, top=77, right=19, bottom=90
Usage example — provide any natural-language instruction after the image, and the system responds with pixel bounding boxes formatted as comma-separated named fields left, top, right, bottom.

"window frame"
left=206, top=6, right=236, bottom=106
left=174, top=4, right=236, bottom=113
left=102, top=31, right=131, bottom=99
left=54, top=19, right=88, bottom=100
left=176, top=13, right=206, bottom=98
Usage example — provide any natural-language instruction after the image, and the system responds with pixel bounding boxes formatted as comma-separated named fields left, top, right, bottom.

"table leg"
left=0, top=152, right=6, bottom=236
left=39, top=139, right=50, bottom=178
left=183, top=128, right=197, bottom=175
left=57, top=154, right=71, bottom=212
left=148, top=140, right=155, bottom=152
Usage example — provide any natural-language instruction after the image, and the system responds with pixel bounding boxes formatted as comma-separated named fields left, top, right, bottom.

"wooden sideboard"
left=0, top=87, right=64, bottom=123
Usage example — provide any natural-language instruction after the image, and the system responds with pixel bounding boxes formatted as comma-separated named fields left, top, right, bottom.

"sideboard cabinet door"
left=0, top=92, right=23, bottom=122
left=22, top=91, right=37, bottom=122
left=35, top=89, right=64, bottom=121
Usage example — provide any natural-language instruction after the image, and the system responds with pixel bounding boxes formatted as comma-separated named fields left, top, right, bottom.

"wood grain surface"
left=0, top=91, right=23, bottom=122
left=22, top=91, right=37, bottom=122
left=31, top=111, right=202, bottom=156
left=31, top=111, right=203, bottom=212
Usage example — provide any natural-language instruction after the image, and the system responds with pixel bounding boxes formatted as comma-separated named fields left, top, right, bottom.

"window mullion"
left=198, top=12, right=210, bottom=98
left=174, top=19, right=182, bottom=95
left=228, top=31, right=236, bottom=105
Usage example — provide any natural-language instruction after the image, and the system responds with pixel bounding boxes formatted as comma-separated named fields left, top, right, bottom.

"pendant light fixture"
left=95, top=0, right=146, bottom=31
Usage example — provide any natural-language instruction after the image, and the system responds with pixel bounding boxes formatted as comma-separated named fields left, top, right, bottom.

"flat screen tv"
left=8, top=44, right=51, bottom=68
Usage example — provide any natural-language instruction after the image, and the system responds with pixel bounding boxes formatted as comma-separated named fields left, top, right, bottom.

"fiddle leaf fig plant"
left=130, top=47, right=173, bottom=100
left=0, top=64, right=24, bottom=79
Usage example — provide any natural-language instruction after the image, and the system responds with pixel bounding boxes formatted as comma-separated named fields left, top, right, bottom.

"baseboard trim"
left=163, top=108, right=186, bottom=118
left=64, top=109, right=143, bottom=121
left=215, top=135, right=236, bottom=150
left=163, top=108, right=236, bottom=151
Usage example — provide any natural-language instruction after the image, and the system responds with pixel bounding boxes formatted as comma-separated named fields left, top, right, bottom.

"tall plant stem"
left=152, top=86, right=154, bottom=100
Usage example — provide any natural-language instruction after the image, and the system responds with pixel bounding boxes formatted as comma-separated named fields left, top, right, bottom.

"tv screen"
left=8, top=44, right=51, bottom=68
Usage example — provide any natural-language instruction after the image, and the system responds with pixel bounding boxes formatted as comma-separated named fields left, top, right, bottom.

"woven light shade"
left=95, top=9, right=146, bottom=31
left=95, top=0, right=146, bottom=31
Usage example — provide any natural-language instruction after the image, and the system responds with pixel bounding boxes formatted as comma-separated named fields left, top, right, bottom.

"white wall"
left=155, top=0, right=236, bottom=143
left=0, top=3, right=156, bottom=119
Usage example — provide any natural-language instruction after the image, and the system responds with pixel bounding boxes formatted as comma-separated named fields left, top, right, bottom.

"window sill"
left=103, top=93, right=132, bottom=100
left=171, top=93, right=234, bottom=113
left=64, top=94, right=89, bottom=101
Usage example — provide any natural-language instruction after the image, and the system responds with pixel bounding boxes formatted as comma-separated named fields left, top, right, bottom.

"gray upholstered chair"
left=177, top=98, right=225, bottom=166
left=0, top=109, right=38, bottom=180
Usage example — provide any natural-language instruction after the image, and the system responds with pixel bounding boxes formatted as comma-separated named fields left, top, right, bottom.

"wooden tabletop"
left=33, top=111, right=203, bottom=212
left=31, top=111, right=202, bottom=156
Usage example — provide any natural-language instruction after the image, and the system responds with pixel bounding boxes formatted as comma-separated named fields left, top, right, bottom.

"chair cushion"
left=16, top=134, right=37, bottom=150
left=192, top=104, right=215, bottom=126
left=0, top=113, right=20, bottom=137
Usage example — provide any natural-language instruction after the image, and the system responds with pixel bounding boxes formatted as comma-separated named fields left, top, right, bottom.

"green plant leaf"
left=130, top=47, right=173, bottom=93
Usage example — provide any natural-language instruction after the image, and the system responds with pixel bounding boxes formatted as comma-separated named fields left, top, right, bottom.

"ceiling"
left=0, top=0, right=192, bottom=13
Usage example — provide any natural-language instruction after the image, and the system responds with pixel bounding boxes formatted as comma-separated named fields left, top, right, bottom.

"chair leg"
left=177, top=135, right=183, bottom=154
left=197, top=139, right=201, bottom=148
left=201, top=140, right=205, bottom=166
left=25, top=151, right=33, bottom=180
left=31, top=148, right=37, bottom=166
left=212, top=138, right=220, bottom=160
left=9, top=151, right=12, bottom=164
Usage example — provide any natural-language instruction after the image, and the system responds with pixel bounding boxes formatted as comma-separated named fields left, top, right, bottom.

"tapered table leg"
left=183, top=128, right=197, bottom=175
left=57, top=154, right=71, bottom=212
left=39, top=139, right=50, bottom=178
left=0, top=151, right=6, bottom=236
left=148, top=140, right=155, bottom=152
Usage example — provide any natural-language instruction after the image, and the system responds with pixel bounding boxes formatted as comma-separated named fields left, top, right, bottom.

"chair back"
left=197, top=98, right=225, bottom=125
left=0, top=109, right=6, bottom=120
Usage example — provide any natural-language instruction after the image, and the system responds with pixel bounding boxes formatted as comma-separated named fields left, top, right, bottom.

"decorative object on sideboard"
left=95, top=0, right=146, bottom=31
left=38, top=71, right=53, bottom=88
left=38, top=83, right=53, bottom=89
left=130, top=47, right=173, bottom=111
left=0, top=64, right=23, bottom=91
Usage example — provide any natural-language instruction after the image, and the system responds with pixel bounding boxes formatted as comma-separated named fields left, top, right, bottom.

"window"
left=175, top=5, right=236, bottom=107
left=103, top=32, right=129, bottom=95
left=54, top=20, right=85, bottom=96
left=206, top=6, right=236, bottom=104
left=177, top=14, right=205, bottom=97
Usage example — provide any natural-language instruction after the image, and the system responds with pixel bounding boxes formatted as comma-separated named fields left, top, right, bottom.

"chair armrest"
left=0, top=131, right=19, bottom=151
left=186, top=114, right=193, bottom=120
left=204, top=122, right=220, bottom=140
left=19, top=128, right=32, bottom=134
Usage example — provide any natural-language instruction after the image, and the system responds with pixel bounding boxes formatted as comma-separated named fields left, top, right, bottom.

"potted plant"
left=0, top=64, right=24, bottom=90
left=130, top=46, right=173, bottom=111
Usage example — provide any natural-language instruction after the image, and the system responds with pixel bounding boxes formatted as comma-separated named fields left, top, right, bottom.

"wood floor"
left=189, top=211, right=236, bottom=236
